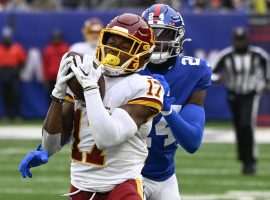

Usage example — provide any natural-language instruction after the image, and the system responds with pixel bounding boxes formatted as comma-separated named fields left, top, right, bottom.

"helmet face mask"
left=142, top=4, right=185, bottom=64
left=151, top=25, right=184, bottom=63
left=96, top=13, right=155, bottom=76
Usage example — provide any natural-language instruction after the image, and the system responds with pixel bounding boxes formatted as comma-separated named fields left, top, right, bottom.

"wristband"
left=84, top=85, right=99, bottom=92
left=50, top=95, right=64, bottom=103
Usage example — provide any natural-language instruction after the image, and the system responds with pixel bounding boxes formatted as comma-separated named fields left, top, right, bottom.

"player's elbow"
left=95, top=140, right=111, bottom=150
left=182, top=127, right=203, bottom=154
left=94, top=131, right=118, bottom=149
left=93, top=125, right=121, bottom=149
left=185, top=142, right=201, bottom=154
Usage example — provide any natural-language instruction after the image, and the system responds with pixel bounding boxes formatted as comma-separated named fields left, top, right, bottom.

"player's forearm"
left=43, top=101, right=64, bottom=134
left=84, top=89, right=137, bottom=149
left=164, top=104, right=205, bottom=154
left=42, top=101, right=64, bottom=155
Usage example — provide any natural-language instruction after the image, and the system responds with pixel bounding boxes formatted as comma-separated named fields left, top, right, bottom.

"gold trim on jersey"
left=128, top=97, right=162, bottom=119
left=65, top=93, right=74, bottom=103
left=135, top=178, right=143, bottom=200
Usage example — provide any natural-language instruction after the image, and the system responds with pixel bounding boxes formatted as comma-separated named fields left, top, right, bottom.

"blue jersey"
left=139, top=55, right=212, bottom=181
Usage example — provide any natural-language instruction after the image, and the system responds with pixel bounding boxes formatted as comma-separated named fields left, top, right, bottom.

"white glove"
left=71, top=54, right=102, bottom=91
left=51, top=52, right=74, bottom=100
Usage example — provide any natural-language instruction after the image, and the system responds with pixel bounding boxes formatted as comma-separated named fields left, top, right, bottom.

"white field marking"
left=0, top=188, right=67, bottom=195
left=1, top=126, right=270, bottom=143
left=204, top=127, right=270, bottom=143
left=0, top=126, right=42, bottom=139
left=182, top=190, right=270, bottom=200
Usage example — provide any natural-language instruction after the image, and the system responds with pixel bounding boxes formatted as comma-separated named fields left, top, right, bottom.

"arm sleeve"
left=194, top=59, right=212, bottom=91
left=260, top=49, right=270, bottom=84
left=84, top=89, right=138, bottom=149
left=164, top=104, right=205, bottom=154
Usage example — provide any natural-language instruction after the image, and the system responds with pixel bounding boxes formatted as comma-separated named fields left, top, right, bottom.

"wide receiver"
left=19, top=13, right=164, bottom=200
left=140, top=4, right=212, bottom=200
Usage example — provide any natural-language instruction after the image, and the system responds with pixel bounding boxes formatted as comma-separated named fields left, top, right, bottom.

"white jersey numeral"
left=181, top=57, right=200, bottom=66
left=148, top=12, right=164, bottom=21
left=148, top=105, right=182, bottom=147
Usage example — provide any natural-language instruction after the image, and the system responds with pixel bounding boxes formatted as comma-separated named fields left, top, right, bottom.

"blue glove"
left=151, top=74, right=175, bottom=113
left=19, top=144, right=49, bottom=178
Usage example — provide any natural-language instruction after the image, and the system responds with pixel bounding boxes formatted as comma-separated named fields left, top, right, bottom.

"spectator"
left=0, top=26, right=26, bottom=120
left=78, top=0, right=156, bottom=9
left=253, top=0, right=268, bottom=14
left=69, top=17, right=103, bottom=55
left=0, top=0, right=7, bottom=10
left=43, top=29, right=69, bottom=97
left=20, top=47, right=43, bottom=82
left=192, top=0, right=209, bottom=12
left=31, top=0, right=62, bottom=11
left=4, top=0, right=30, bottom=11
left=231, top=0, right=251, bottom=12
left=211, top=27, right=270, bottom=175
left=209, top=0, right=224, bottom=11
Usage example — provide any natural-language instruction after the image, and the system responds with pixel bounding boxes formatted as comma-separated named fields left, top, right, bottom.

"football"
left=66, top=51, right=105, bottom=101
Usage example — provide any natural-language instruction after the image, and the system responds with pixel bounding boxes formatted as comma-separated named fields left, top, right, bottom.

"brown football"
left=66, top=51, right=105, bottom=101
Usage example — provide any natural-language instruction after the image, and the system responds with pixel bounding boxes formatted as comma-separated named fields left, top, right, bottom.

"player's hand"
left=71, top=54, right=102, bottom=91
left=151, top=74, right=175, bottom=115
left=19, top=145, right=49, bottom=178
left=52, top=52, right=74, bottom=100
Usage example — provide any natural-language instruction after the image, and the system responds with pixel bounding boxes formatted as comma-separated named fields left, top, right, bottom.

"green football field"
left=0, top=139, right=270, bottom=200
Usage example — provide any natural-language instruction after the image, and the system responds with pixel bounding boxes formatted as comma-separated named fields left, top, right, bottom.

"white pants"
left=143, top=174, right=181, bottom=200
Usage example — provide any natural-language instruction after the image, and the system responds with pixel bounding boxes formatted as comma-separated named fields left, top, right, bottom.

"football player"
left=19, top=13, right=164, bottom=200
left=139, top=4, right=212, bottom=200
left=69, top=17, right=104, bottom=55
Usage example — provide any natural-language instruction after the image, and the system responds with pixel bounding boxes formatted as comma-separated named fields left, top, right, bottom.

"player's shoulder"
left=249, top=45, right=269, bottom=58
left=122, top=73, right=164, bottom=100
left=69, top=42, right=87, bottom=51
left=218, top=46, right=234, bottom=55
left=177, top=55, right=212, bottom=73
left=126, top=73, right=163, bottom=116
left=125, top=73, right=158, bottom=90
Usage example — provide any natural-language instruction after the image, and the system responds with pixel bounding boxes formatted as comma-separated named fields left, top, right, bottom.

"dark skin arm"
left=43, top=100, right=74, bottom=146
left=120, top=104, right=156, bottom=128
left=185, top=89, right=206, bottom=106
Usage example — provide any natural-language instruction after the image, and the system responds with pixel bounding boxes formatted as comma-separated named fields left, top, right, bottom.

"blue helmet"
left=142, top=4, right=185, bottom=64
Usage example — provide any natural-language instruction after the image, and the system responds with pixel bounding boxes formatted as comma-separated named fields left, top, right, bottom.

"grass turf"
left=0, top=140, right=269, bottom=200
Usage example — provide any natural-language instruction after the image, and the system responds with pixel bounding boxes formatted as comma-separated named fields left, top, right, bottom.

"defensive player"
left=69, top=17, right=103, bottom=55
left=140, top=4, right=212, bottom=200
left=19, top=13, right=164, bottom=200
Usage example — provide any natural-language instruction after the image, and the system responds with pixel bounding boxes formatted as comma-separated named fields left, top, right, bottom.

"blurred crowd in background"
left=0, top=0, right=269, bottom=13
left=0, top=0, right=270, bottom=121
